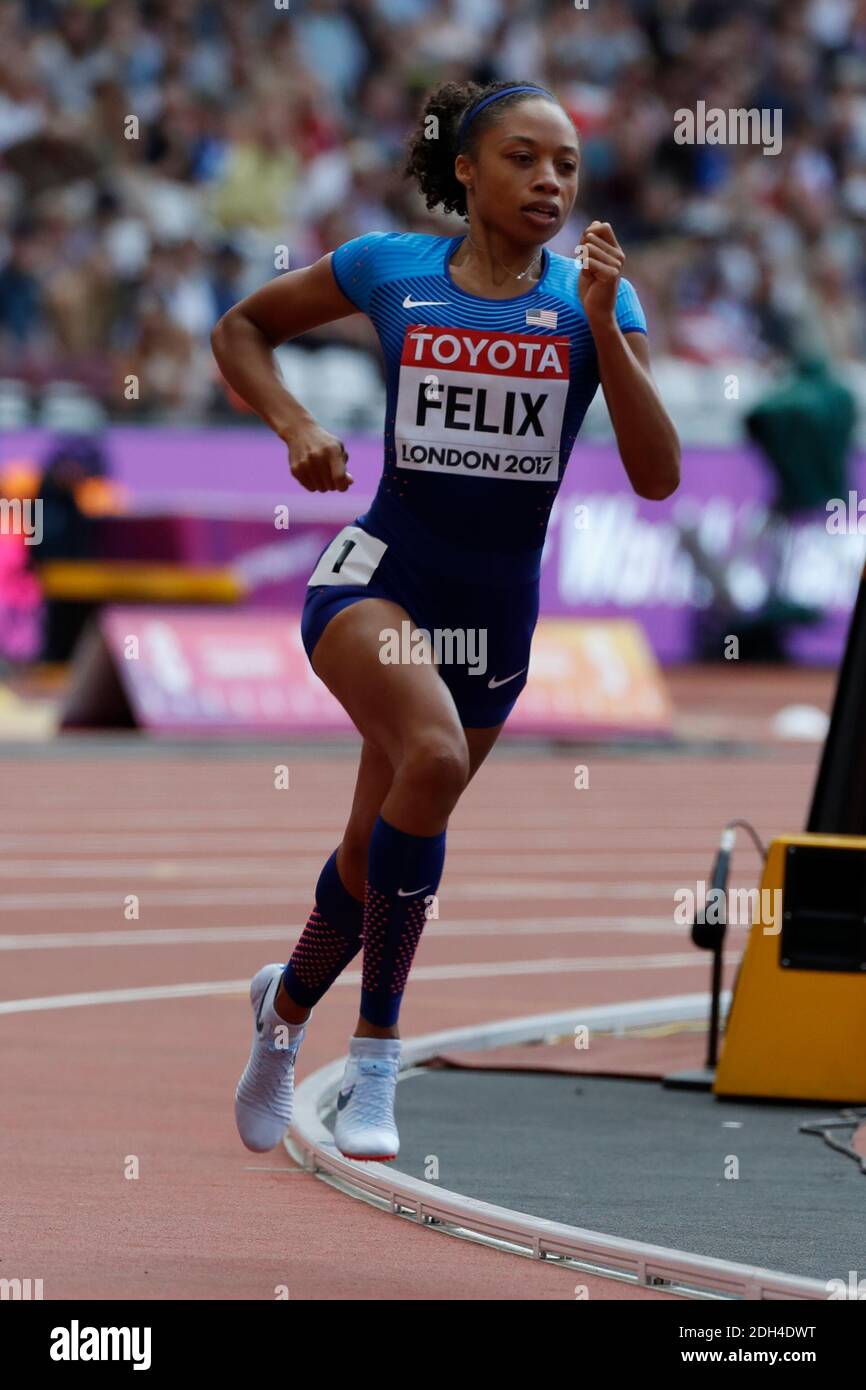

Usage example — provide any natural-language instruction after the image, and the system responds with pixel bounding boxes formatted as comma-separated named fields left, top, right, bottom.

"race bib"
left=307, top=525, right=388, bottom=587
left=394, top=324, right=570, bottom=482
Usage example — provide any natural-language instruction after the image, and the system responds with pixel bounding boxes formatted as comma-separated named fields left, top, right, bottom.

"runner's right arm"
left=210, top=255, right=357, bottom=493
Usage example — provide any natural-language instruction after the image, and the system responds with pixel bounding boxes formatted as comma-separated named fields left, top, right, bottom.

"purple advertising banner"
left=60, top=608, right=671, bottom=739
left=3, top=428, right=865, bottom=664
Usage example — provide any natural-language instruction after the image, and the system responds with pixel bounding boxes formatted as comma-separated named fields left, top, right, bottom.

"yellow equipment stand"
left=714, top=832, right=866, bottom=1103
left=37, top=560, right=245, bottom=605
left=714, top=555, right=866, bottom=1103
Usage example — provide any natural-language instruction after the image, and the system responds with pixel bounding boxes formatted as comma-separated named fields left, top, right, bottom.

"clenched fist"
left=282, top=420, right=353, bottom=493
left=576, top=221, right=625, bottom=326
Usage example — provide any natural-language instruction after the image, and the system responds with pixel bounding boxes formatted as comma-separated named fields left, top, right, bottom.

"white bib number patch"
left=307, top=525, right=388, bottom=587
left=395, top=323, right=570, bottom=483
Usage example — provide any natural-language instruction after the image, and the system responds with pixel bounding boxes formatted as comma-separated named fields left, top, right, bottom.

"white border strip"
left=285, top=993, right=830, bottom=1301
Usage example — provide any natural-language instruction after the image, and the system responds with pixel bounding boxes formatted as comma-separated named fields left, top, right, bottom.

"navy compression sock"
left=360, top=816, right=446, bottom=1027
left=283, top=850, right=364, bottom=1007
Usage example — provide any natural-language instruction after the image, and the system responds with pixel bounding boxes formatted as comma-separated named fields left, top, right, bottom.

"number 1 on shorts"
left=331, top=539, right=356, bottom=574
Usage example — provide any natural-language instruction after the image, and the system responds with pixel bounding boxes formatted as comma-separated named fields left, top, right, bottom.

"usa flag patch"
left=525, top=307, right=558, bottom=329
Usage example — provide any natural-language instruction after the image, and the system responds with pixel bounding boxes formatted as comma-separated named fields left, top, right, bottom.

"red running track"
left=1, top=735, right=822, bottom=1299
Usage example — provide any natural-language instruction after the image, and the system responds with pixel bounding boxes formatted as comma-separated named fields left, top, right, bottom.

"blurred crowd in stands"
left=2, top=0, right=866, bottom=421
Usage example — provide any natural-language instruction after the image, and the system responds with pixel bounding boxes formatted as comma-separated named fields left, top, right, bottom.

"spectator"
left=0, top=0, right=864, bottom=419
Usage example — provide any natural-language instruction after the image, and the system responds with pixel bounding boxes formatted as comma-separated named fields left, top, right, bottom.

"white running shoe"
left=234, top=963, right=309, bottom=1153
left=333, top=1038, right=401, bottom=1161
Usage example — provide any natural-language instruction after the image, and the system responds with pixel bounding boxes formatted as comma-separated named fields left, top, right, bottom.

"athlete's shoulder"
left=544, top=245, right=581, bottom=297
left=331, top=230, right=450, bottom=311
left=544, top=248, right=648, bottom=334
left=612, top=274, right=648, bottom=333
left=333, top=229, right=446, bottom=260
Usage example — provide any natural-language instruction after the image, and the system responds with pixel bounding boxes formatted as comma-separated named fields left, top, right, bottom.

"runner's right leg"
left=234, top=738, right=394, bottom=1152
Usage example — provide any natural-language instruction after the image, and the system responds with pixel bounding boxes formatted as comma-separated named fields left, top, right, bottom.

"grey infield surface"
left=369, top=1069, right=866, bottom=1283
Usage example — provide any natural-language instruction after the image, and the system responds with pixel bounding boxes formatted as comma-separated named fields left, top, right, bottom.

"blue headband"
left=456, top=85, right=553, bottom=150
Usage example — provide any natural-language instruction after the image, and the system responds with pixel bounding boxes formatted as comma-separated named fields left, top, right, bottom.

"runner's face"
left=460, top=99, right=579, bottom=246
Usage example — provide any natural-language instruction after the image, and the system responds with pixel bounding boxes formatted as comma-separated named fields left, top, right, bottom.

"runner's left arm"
left=578, top=221, right=681, bottom=501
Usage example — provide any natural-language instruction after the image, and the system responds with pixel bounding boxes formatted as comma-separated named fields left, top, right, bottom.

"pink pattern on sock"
left=288, top=908, right=355, bottom=990
left=391, top=898, right=428, bottom=994
left=361, top=885, right=428, bottom=997
left=361, top=882, right=389, bottom=993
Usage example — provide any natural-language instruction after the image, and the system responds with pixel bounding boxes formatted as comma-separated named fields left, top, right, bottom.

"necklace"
left=465, top=235, right=543, bottom=284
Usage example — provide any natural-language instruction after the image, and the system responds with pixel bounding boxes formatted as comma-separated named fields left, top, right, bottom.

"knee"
left=399, top=732, right=470, bottom=806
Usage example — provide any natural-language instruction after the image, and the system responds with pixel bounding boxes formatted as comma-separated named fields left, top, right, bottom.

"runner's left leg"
left=275, top=725, right=503, bottom=1025
left=276, top=740, right=392, bottom=1024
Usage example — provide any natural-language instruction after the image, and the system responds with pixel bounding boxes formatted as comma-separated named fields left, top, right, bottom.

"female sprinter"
left=212, top=80, right=680, bottom=1162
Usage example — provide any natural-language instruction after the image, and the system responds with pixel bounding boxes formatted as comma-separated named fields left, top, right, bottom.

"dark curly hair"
left=403, top=79, right=570, bottom=220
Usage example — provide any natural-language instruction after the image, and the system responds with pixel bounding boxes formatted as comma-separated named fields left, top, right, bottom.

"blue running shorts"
left=301, top=522, right=540, bottom=729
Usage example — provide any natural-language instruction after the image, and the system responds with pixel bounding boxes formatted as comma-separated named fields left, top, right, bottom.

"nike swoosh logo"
left=397, top=885, right=430, bottom=897
left=255, top=975, right=275, bottom=1033
left=336, top=1086, right=355, bottom=1111
left=488, top=669, right=527, bottom=689
left=402, top=296, right=448, bottom=308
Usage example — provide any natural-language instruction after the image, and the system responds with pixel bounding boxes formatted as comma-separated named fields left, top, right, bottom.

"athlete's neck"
left=449, top=228, right=544, bottom=298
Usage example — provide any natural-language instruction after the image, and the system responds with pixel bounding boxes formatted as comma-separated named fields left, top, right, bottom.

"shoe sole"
left=338, top=1151, right=397, bottom=1162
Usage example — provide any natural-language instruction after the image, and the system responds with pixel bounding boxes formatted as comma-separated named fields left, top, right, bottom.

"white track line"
left=0, top=954, right=728, bottom=1015
left=0, top=917, right=747, bottom=951
left=0, top=881, right=693, bottom=910
left=0, top=981, right=249, bottom=1013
